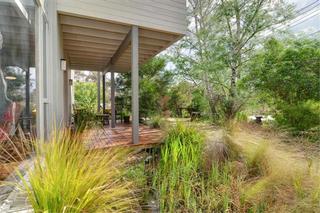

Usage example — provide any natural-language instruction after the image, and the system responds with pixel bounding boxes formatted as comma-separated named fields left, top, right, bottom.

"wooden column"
left=131, top=26, right=139, bottom=144
left=111, top=71, right=116, bottom=128
left=25, top=67, right=31, bottom=131
left=102, top=74, right=106, bottom=113
left=97, top=72, right=101, bottom=112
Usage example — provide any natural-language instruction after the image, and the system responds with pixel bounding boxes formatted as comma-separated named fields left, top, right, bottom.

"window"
left=0, top=0, right=36, bottom=139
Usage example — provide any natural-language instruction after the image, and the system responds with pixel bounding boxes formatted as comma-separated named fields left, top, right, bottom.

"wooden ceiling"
left=60, top=14, right=181, bottom=72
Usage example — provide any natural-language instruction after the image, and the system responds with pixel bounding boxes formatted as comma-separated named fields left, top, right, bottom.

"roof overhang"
left=60, top=14, right=183, bottom=73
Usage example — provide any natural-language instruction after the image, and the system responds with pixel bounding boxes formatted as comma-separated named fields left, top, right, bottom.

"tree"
left=168, top=82, right=193, bottom=117
left=74, top=82, right=98, bottom=111
left=246, top=38, right=320, bottom=104
left=74, top=70, right=97, bottom=82
left=115, top=57, right=172, bottom=118
left=171, top=0, right=293, bottom=121
left=245, top=37, right=320, bottom=131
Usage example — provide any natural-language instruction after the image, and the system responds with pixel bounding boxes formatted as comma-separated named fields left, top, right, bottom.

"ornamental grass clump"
left=18, top=130, right=138, bottom=213
left=153, top=123, right=204, bottom=212
left=153, top=123, right=242, bottom=212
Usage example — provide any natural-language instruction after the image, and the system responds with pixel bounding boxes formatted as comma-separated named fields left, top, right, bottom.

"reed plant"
left=153, top=123, right=243, bottom=212
left=0, top=126, right=32, bottom=180
left=17, top=130, right=138, bottom=212
left=153, top=122, right=320, bottom=212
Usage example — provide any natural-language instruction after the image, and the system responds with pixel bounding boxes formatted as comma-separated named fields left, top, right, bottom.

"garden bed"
left=0, top=162, right=20, bottom=181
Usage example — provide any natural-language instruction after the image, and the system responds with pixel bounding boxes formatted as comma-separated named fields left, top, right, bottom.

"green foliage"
left=116, top=57, right=172, bottom=118
left=168, top=82, right=193, bottom=117
left=153, top=124, right=242, bottom=212
left=147, top=115, right=164, bottom=129
left=74, top=109, right=98, bottom=132
left=153, top=123, right=204, bottom=212
left=246, top=38, right=320, bottom=104
left=5, top=67, right=25, bottom=102
left=74, top=81, right=98, bottom=110
left=191, top=88, right=209, bottom=114
left=171, top=0, right=293, bottom=121
left=18, top=131, right=138, bottom=212
left=74, top=81, right=100, bottom=131
left=275, top=101, right=320, bottom=132
left=125, top=161, right=148, bottom=206
left=168, top=82, right=210, bottom=118
left=245, top=38, right=320, bottom=134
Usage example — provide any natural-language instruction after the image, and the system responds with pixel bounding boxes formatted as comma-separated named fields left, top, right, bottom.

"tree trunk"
left=225, top=66, right=238, bottom=120
left=230, top=67, right=237, bottom=98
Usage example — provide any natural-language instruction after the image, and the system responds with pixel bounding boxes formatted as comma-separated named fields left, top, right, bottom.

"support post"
left=25, top=67, right=31, bottom=131
left=111, top=71, right=116, bottom=128
left=97, top=72, right=101, bottom=112
left=131, top=26, right=139, bottom=144
left=102, top=74, right=106, bottom=113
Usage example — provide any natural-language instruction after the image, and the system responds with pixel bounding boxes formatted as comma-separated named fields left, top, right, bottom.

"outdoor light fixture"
left=61, top=59, right=67, bottom=71
left=5, top=76, right=17, bottom=80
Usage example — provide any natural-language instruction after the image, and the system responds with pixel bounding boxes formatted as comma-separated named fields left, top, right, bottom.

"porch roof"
left=60, top=14, right=183, bottom=72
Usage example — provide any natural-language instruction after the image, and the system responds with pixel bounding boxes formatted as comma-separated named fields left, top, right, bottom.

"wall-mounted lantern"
left=60, top=59, right=67, bottom=71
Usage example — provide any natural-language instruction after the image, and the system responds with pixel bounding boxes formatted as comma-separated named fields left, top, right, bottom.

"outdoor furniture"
left=96, top=113, right=110, bottom=126
left=191, top=111, right=201, bottom=121
left=255, top=115, right=263, bottom=124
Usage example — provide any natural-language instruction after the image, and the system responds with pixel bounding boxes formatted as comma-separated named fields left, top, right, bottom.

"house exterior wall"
left=46, top=0, right=66, bottom=135
left=36, top=0, right=66, bottom=138
left=57, top=0, right=187, bottom=35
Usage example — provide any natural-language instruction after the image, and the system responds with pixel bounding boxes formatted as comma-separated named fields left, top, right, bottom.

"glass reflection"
left=0, top=0, right=36, bottom=140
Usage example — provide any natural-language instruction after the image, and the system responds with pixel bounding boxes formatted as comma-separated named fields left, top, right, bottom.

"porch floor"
left=86, top=124, right=164, bottom=149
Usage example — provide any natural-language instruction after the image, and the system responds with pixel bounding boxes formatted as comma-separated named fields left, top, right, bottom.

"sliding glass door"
left=0, top=0, right=37, bottom=140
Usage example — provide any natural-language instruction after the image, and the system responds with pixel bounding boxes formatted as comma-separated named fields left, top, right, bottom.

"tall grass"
left=153, top=123, right=243, bottom=212
left=232, top=129, right=320, bottom=212
left=17, top=130, right=138, bottom=212
left=0, top=126, right=32, bottom=180
left=153, top=123, right=203, bottom=212
left=153, top=122, right=320, bottom=212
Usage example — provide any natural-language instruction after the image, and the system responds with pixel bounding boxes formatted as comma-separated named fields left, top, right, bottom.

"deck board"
left=86, top=124, right=164, bottom=149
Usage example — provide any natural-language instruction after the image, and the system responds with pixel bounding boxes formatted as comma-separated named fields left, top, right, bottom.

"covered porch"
left=60, top=14, right=182, bottom=144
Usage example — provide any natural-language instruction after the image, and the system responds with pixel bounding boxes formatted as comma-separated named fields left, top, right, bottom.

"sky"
left=287, top=0, right=320, bottom=35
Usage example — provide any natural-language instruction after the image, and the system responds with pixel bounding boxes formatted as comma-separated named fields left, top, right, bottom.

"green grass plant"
left=153, top=123, right=244, bottom=212
left=153, top=122, right=320, bottom=212
left=17, top=130, right=138, bottom=212
left=153, top=123, right=204, bottom=212
left=147, top=115, right=165, bottom=129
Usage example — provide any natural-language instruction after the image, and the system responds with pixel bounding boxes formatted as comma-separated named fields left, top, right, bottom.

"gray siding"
left=57, top=0, right=187, bottom=35
left=46, top=0, right=67, bottom=134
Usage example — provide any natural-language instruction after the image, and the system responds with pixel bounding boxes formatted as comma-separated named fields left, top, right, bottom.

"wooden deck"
left=86, top=124, right=164, bottom=149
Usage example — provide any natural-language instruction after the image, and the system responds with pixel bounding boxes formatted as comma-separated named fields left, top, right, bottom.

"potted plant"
left=122, top=110, right=130, bottom=124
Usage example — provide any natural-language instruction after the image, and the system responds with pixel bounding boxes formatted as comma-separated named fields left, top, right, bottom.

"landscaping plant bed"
left=0, top=162, right=20, bottom=180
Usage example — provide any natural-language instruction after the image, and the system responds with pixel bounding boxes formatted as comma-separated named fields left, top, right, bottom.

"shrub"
left=18, top=131, right=138, bottom=212
left=275, top=101, right=320, bottom=133
left=147, top=115, right=164, bottom=129
left=74, top=109, right=99, bottom=132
